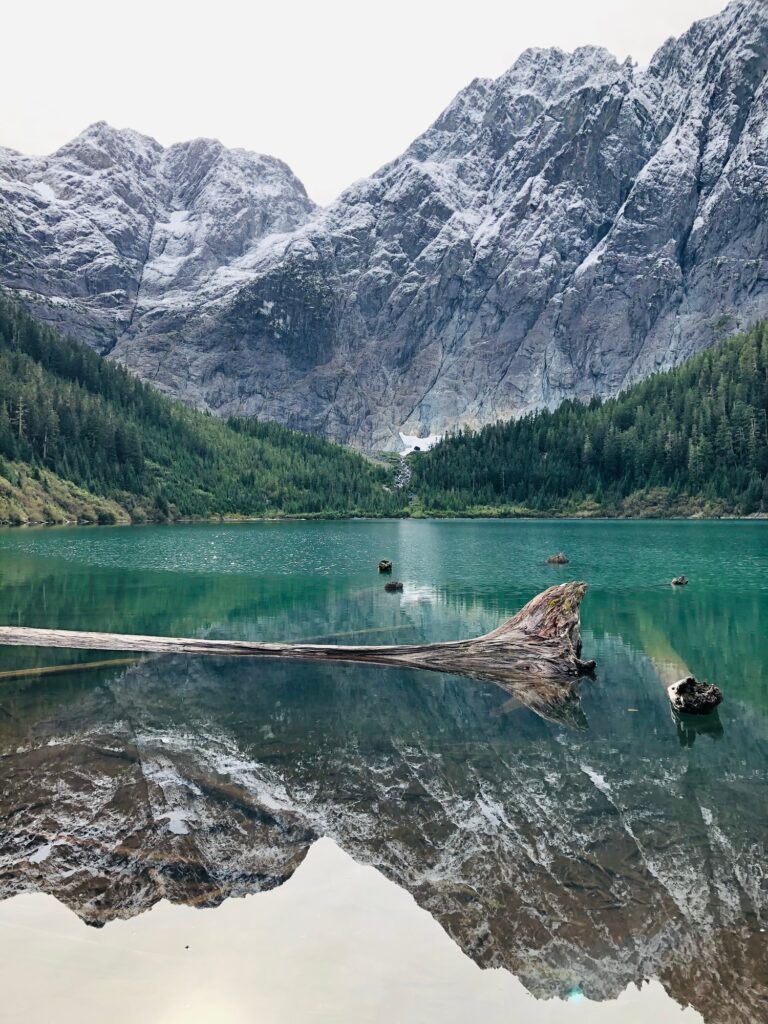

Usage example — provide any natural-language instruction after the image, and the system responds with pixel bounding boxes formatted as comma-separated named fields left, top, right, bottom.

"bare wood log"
left=0, top=582, right=594, bottom=710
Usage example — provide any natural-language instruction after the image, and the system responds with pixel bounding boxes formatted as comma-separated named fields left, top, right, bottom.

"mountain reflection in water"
left=1, top=650, right=765, bottom=1024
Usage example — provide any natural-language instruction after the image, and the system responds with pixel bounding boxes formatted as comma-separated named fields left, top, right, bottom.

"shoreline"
left=1, top=510, right=766, bottom=532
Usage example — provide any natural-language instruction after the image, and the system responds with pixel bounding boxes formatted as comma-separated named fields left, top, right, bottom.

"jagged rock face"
left=1, top=654, right=766, bottom=1024
left=0, top=124, right=316, bottom=351
left=1, top=0, right=767, bottom=448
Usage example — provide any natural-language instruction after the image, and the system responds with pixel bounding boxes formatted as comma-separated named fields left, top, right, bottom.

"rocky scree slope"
left=1, top=0, right=767, bottom=450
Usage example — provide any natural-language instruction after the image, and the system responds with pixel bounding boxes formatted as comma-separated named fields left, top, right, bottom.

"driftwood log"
left=0, top=582, right=594, bottom=715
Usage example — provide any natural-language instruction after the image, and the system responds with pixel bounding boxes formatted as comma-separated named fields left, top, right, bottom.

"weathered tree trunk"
left=0, top=582, right=594, bottom=710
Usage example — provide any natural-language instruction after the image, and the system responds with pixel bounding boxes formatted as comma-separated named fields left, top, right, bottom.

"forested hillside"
left=2, top=291, right=766, bottom=526
left=0, top=296, right=399, bottom=524
left=411, top=324, right=768, bottom=518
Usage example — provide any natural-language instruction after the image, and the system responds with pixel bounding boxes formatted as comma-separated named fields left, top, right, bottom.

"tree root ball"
left=667, top=676, right=723, bottom=715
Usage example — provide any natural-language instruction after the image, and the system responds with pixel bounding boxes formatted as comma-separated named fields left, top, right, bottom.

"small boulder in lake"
left=384, top=581, right=404, bottom=592
left=547, top=552, right=569, bottom=565
left=667, top=676, right=723, bottom=715
left=671, top=575, right=689, bottom=586
left=378, top=559, right=393, bottom=573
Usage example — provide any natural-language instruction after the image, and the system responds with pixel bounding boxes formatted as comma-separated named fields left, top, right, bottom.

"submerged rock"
left=384, top=581, right=404, bottom=592
left=378, top=560, right=393, bottom=573
left=547, top=553, right=569, bottom=565
left=667, top=676, right=723, bottom=715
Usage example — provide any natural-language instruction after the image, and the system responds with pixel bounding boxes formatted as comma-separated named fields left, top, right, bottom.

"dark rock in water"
left=378, top=559, right=393, bottom=573
left=547, top=553, right=569, bottom=565
left=671, top=576, right=689, bottom=586
left=384, top=581, right=404, bottom=592
left=667, top=676, right=723, bottom=715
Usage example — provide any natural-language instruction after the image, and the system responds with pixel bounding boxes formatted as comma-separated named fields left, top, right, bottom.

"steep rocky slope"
left=0, top=125, right=315, bottom=349
left=1, top=0, right=766, bottom=449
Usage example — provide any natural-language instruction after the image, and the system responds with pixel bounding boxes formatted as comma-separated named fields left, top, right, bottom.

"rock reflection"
left=673, top=709, right=725, bottom=748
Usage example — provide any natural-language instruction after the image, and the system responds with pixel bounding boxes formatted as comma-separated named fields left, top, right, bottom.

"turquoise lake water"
left=0, top=520, right=765, bottom=1022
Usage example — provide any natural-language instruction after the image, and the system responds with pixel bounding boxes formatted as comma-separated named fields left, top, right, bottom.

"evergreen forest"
left=410, top=324, right=768, bottom=518
left=0, top=295, right=399, bottom=524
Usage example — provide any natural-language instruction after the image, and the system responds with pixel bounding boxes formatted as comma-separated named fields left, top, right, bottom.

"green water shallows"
left=0, top=519, right=766, bottom=1024
left=0, top=519, right=765, bottom=707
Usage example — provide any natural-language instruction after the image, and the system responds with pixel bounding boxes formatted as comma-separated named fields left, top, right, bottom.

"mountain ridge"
left=1, top=0, right=766, bottom=449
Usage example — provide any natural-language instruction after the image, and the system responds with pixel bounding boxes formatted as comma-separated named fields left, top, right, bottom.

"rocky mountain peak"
left=48, top=123, right=164, bottom=193
left=499, top=44, right=626, bottom=103
left=0, top=122, right=317, bottom=350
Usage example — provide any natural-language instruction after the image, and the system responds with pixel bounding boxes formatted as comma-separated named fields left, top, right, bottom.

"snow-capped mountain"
left=1, top=0, right=766, bottom=449
left=0, top=123, right=315, bottom=347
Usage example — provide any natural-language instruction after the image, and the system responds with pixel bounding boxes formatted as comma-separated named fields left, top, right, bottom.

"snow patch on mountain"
left=399, top=432, right=442, bottom=456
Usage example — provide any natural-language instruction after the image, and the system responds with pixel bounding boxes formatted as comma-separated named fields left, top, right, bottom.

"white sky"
left=2, top=0, right=727, bottom=204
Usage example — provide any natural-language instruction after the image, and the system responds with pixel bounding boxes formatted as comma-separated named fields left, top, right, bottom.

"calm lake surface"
left=0, top=520, right=766, bottom=1023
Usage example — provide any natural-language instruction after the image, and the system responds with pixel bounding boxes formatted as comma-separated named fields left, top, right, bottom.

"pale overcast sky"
left=2, top=0, right=727, bottom=204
